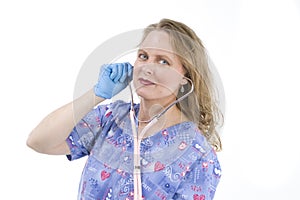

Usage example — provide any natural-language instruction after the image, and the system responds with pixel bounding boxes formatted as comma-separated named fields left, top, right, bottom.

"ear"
left=181, top=77, right=188, bottom=85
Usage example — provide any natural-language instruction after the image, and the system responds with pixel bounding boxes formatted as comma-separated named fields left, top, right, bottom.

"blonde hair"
left=142, top=18, right=224, bottom=151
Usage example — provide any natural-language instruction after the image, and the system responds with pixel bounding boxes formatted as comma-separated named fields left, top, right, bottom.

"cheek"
left=159, top=80, right=180, bottom=92
left=132, top=67, right=141, bottom=89
left=156, top=78, right=181, bottom=96
left=133, top=60, right=142, bottom=75
left=157, top=70, right=182, bottom=88
left=132, top=66, right=139, bottom=80
left=133, top=59, right=138, bottom=67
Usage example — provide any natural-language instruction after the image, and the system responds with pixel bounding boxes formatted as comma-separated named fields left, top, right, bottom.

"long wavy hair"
left=141, top=18, right=224, bottom=151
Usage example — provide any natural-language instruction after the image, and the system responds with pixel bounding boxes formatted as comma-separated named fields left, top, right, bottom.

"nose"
left=139, top=63, right=156, bottom=76
left=143, top=65, right=153, bottom=75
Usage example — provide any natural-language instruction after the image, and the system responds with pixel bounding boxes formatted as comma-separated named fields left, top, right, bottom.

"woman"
left=27, top=18, right=223, bottom=200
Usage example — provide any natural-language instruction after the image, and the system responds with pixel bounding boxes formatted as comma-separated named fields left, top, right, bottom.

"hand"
left=94, top=62, right=133, bottom=99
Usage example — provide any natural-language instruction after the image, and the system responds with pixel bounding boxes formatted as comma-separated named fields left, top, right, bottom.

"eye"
left=138, top=53, right=148, bottom=60
left=159, top=59, right=169, bottom=65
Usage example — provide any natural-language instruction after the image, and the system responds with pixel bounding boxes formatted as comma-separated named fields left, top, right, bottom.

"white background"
left=1, top=0, right=300, bottom=199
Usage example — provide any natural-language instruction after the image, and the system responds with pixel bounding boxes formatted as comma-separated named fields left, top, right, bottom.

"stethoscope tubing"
left=129, top=78, right=194, bottom=200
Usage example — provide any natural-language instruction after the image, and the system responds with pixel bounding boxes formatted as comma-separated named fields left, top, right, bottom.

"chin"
left=136, top=91, right=154, bottom=100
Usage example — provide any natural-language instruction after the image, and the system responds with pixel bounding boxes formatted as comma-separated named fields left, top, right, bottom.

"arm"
left=26, top=89, right=105, bottom=155
left=26, top=62, right=133, bottom=155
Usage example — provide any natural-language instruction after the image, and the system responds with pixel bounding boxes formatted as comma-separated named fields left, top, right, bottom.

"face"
left=133, top=30, right=187, bottom=102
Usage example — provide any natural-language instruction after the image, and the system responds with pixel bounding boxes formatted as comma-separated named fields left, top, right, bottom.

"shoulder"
left=192, top=129, right=213, bottom=155
left=195, top=129, right=222, bottom=175
left=173, top=129, right=222, bottom=199
left=97, top=100, right=130, bottom=115
left=190, top=128, right=222, bottom=175
left=93, top=100, right=131, bottom=121
left=93, top=100, right=133, bottom=137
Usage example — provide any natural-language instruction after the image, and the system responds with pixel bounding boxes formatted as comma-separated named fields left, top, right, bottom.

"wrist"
left=92, top=90, right=105, bottom=105
left=93, top=84, right=112, bottom=100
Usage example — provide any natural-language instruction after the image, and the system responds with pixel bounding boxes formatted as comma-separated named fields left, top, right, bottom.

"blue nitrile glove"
left=94, top=62, right=133, bottom=99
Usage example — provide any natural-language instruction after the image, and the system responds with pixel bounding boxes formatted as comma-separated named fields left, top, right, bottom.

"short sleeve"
left=66, top=105, right=105, bottom=161
left=173, top=149, right=222, bottom=200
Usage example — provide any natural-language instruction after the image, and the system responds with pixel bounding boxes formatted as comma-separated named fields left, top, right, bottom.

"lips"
left=139, top=78, right=155, bottom=86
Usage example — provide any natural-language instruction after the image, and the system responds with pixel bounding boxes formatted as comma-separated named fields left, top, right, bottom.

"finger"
left=119, top=63, right=129, bottom=83
left=113, top=63, right=123, bottom=82
left=121, top=62, right=133, bottom=83
left=127, top=63, right=133, bottom=81
left=100, top=64, right=111, bottom=80
left=109, top=63, right=118, bottom=80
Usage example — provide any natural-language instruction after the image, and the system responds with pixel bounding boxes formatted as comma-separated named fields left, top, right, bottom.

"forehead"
left=140, top=30, right=174, bottom=53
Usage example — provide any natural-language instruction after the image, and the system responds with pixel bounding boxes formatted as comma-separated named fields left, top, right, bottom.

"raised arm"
left=26, top=89, right=105, bottom=155
left=26, top=62, right=133, bottom=155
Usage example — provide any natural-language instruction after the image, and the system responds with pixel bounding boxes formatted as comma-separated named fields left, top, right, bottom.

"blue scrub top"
left=66, top=101, right=221, bottom=200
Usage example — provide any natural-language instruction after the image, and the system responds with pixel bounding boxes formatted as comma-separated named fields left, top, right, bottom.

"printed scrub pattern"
left=66, top=101, right=221, bottom=200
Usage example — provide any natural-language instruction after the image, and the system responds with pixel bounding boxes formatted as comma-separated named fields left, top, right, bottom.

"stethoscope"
left=128, top=77, right=194, bottom=200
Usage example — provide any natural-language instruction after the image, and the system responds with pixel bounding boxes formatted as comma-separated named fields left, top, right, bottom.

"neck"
left=138, top=97, right=174, bottom=122
left=137, top=98, right=188, bottom=138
